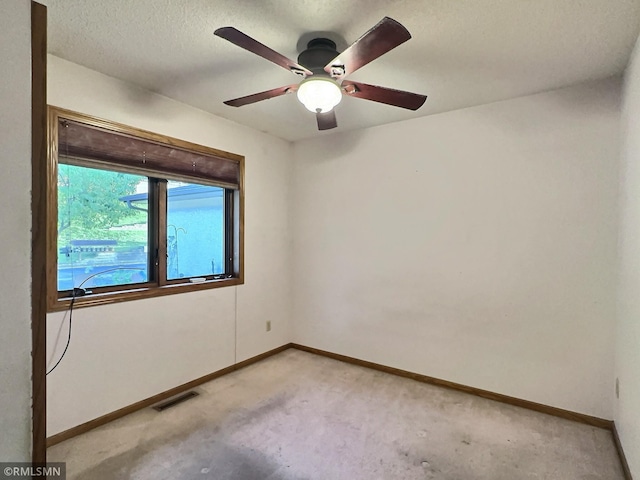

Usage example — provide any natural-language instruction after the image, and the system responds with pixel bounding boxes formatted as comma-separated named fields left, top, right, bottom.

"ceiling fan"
left=214, top=17, right=427, bottom=131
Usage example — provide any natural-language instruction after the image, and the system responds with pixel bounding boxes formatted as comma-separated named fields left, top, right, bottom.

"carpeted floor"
left=48, top=349, right=625, bottom=479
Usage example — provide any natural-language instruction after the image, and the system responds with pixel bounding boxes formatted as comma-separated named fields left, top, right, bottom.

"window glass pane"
left=166, top=181, right=225, bottom=279
left=57, top=163, right=149, bottom=291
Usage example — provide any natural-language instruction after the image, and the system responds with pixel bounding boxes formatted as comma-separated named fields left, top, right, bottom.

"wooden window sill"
left=48, top=277, right=243, bottom=312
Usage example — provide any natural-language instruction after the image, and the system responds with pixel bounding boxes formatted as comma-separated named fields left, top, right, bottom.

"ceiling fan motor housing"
left=298, top=38, right=340, bottom=76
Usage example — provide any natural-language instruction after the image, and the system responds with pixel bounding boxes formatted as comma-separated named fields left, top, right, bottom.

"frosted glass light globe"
left=297, top=77, right=342, bottom=113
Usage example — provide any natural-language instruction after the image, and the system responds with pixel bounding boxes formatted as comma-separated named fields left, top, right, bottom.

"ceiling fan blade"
left=316, top=110, right=338, bottom=130
left=215, top=27, right=313, bottom=77
left=342, top=81, right=426, bottom=110
left=224, top=84, right=299, bottom=107
left=324, top=17, right=411, bottom=81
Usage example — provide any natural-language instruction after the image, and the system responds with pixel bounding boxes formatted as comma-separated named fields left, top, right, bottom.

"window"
left=47, top=107, right=244, bottom=310
left=165, top=181, right=226, bottom=279
left=57, top=164, right=150, bottom=291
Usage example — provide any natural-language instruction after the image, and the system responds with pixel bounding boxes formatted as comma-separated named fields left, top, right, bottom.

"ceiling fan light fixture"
left=296, top=77, right=342, bottom=113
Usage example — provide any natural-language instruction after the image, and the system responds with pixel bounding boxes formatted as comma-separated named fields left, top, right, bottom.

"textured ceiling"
left=43, top=0, right=640, bottom=141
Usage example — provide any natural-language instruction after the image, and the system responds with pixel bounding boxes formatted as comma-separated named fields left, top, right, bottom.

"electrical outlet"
left=616, top=378, right=620, bottom=399
left=266, top=321, right=271, bottom=332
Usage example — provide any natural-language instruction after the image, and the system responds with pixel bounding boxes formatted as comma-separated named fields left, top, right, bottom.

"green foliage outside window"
left=58, top=163, right=147, bottom=247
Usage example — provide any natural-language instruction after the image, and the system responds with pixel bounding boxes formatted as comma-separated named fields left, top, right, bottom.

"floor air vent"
left=152, top=391, right=199, bottom=412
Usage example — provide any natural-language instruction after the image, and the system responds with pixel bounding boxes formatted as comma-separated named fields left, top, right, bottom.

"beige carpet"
left=48, top=349, right=625, bottom=479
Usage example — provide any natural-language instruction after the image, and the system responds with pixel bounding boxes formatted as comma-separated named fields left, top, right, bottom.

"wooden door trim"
left=31, top=0, right=47, bottom=465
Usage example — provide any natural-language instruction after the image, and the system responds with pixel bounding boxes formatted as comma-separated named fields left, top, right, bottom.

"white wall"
left=616, top=34, right=640, bottom=477
left=46, top=56, right=293, bottom=436
left=0, top=0, right=33, bottom=460
left=292, top=78, right=620, bottom=419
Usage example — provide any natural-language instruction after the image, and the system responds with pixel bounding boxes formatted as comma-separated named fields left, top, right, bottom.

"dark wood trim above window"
left=58, top=118, right=241, bottom=188
left=46, top=106, right=245, bottom=312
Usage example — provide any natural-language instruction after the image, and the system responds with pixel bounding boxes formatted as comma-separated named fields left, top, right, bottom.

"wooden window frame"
left=46, top=106, right=245, bottom=312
